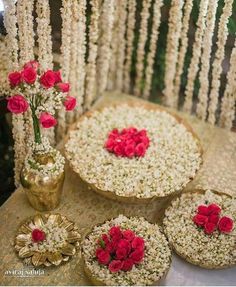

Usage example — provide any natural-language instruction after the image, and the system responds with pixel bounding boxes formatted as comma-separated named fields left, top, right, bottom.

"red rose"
left=8, top=71, right=22, bottom=87
left=193, top=214, right=208, bottom=227
left=40, top=70, right=56, bottom=88
left=109, top=226, right=122, bottom=239
left=129, top=249, right=144, bottom=264
left=54, top=70, right=62, bottom=83
left=218, top=216, right=234, bottom=233
left=105, top=139, right=115, bottom=152
left=64, top=96, right=76, bottom=111
left=21, top=67, right=37, bottom=84
left=24, top=60, right=39, bottom=70
left=124, top=144, right=135, bottom=158
left=204, top=222, right=216, bottom=234
left=116, top=248, right=128, bottom=260
left=113, top=144, right=124, bottom=157
left=108, top=260, right=123, bottom=273
left=32, top=229, right=46, bottom=242
left=140, top=136, right=150, bottom=148
left=97, top=250, right=110, bottom=265
left=207, top=204, right=221, bottom=216
left=208, top=214, right=220, bottom=224
left=109, top=129, right=119, bottom=138
left=118, top=239, right=131, bottom=253
left=39, top=112, right=57, bottom=128
left=131, top=236, right=145, bottom=250
left=7, top=95, right=29, bottom=114
left=101, top=234, right=110, bottom=245
left=197, top=205, right=209, bottom=216
left=121, top=258, right=134, bottom=271
left=135, top=143, right=146, bottom=157
left=57, top=82, right=70, bottom=93
left=123, top=230, right=135, bottom=242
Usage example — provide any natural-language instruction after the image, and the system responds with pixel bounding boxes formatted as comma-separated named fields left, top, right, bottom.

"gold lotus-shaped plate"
left=14, top=213, right=81, bottom=267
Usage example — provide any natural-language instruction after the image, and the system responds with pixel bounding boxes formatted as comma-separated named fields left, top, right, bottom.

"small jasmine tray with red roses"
left=82, top=215, right=172, bottom=286
left=163, top=189, right=236, bottom=269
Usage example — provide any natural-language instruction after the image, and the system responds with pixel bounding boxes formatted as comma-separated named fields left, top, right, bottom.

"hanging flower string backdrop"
left=7, top=60, right=77, bottom=145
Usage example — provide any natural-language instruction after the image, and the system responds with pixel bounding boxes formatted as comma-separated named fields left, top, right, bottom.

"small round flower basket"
left=81, top=215, right=172, bottom=286
left=14, top=213, right=81, bottom=267
left=163, top=189, right=236, bottom=269
left=65, top=102, right=203, bottom=204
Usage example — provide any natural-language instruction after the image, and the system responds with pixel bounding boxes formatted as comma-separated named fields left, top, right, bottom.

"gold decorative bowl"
left=14, top=213, right=81, bottom=267
left=65, top=102, right=203, bottom=204
left=163, top=189, right=236, bottom=269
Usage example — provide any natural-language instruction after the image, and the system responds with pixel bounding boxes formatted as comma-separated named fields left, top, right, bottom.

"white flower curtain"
left=2, top=0, right=236, bottom=184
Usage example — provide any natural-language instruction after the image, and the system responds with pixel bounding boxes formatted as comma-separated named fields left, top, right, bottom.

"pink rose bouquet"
left=7, top=60, right=77, bottom=144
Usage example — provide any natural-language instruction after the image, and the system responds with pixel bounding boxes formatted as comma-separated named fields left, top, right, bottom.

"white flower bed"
left=163, top=190, right=236, bottom=268
left=82, top=215, right=171, bottom=286
left=65, top=104, right=202, bottom=199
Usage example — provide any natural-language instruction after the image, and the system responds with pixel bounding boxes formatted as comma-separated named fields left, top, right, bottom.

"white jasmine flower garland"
left=65, top=104, right=202, bottom=200
left=163, top=189, right=236, bottom=269
left=82, top=215, right=171, bottom=286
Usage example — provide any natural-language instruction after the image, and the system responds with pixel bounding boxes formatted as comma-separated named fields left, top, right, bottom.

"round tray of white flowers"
left=65, top=102, right=202, bottom=203
left=163, top=189, right=236, bottom=269
left=81, top=215, right=172, bottom=286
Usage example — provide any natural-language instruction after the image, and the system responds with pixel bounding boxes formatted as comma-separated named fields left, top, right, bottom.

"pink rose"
left=101, top=234, right=110, bottom=245
left=21, top=67, right=37, bottom=84
left=39, top=112, right=57, bottom=128
left=204, top=222, right=217, bottom=234
left=24, top=60, right=39, bottom=70
left=193, top=214, right=208, bottom=227
left=96, top=249, right=110, bottom=265
left=40, top=70, right=56, bottom=88
left=131, top=237, right=145, bottom=250
left=129, top=249, right=144, bottom=264
left=123, top=230, right=135, bottom=242
left=32, top=229, right=46, bottom=242
left=135, top=143, right=146, bottom=157
left=8, top=71, right=22, bottom=87
left=218, top=216, right=234, bottom=233
left=7, top=95, right=29, bottom=114
left=57, top=82, right=70, bottom=93
left=64, top=96, right=76, bottom=111
left=124, top=144, right=135, bottom=158
left=118, top=239, right=131, bottom=253
left=108, top=260, right=123, bottom=273
left=116, top=248, right=128, bottom=260
left=121, top=258, right=134, bottom=271
left=54, top=70, right=62, bottom=83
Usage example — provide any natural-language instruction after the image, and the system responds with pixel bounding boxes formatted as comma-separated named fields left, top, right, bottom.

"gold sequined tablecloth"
left=0, top=92, right=236, bottom=286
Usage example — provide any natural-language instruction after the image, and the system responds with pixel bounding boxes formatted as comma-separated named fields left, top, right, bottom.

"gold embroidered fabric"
left=0, top=92, right=235, bottom=285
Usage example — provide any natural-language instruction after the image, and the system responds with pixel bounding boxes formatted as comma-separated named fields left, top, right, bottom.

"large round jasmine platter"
left=65, top=103, right=202, bottom=203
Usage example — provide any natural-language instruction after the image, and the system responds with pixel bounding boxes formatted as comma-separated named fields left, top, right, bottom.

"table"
left=0, top=92, right=235, bottom=286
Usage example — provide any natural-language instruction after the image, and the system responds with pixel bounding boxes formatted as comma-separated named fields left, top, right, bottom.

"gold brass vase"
left=20, top=153, right=65, bottom=211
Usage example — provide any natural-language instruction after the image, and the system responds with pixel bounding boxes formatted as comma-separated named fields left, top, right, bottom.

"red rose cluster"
left=95, top=226, right=145, bottom=273
left=193, top=203, right=234, bottom=234
left=104, top=127, right=150, bottom=158
left=32, top=228, right=46, bottom=243
left=7, top=60, right=77, bottom=129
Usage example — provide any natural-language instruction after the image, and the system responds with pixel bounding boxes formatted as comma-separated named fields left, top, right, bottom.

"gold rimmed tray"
left=65, top=101, right=203, bottom=204
left=14, top=213, right=81, bottom=267
left=163, top=189, right=236, bottom=269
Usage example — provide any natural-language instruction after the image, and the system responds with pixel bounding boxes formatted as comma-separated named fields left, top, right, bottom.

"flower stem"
left=32, top=109, right=41, bottom=144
